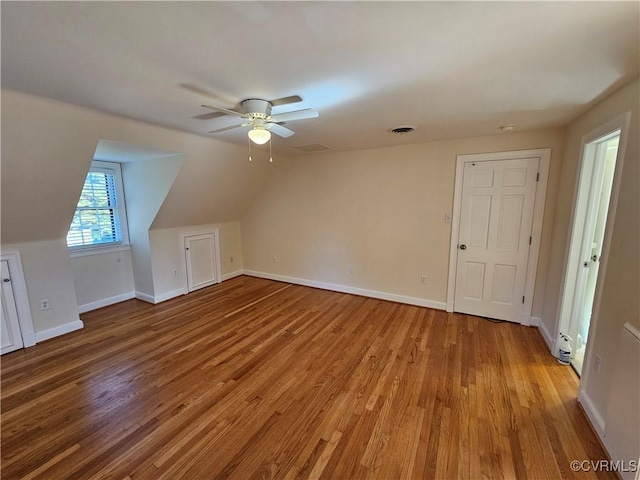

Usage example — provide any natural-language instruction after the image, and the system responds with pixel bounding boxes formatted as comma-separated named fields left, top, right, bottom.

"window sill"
left=69, top=243, right=132, bottom=259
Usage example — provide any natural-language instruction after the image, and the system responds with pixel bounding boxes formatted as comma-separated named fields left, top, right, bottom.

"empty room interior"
left=1, top=2, right=639, bottom=479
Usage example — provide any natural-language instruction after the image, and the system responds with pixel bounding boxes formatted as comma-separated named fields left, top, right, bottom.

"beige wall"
left=544, top=78, right=639, bottom=422
left=242, top=128, right=565, bottom=316
left=2, top=240, right=80, bottom=333
left=70, top=249, right=135, bottom=309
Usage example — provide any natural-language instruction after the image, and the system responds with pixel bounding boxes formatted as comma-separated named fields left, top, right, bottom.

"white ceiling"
left=2, top=2, right=638, bottom=156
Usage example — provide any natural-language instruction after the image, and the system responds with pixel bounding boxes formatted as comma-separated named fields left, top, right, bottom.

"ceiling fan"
left=182, top=84, right=319, bottom=145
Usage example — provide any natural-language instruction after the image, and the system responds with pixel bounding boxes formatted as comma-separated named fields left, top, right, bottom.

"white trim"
left=577, top=389, right=605, bottom=437
left=69, top=243, right=132, bottom=259
left=578, top=388, right=639, bottom=480
left=67, top=160, right=130, bottom=249
left=446, top=148, right=551, bottom=325
left=35, top=320, right=84, bottom=343
left=134, top=289, right=183, bottom=305
left=1, top=251, right=37, bottom=347
left=558, top=112, right=631, bottom=398
left=221, top=269, right=243, bottom=281
left=78, top=291, right=135, bottom=313
left=134, top=269, right=240, bottom=306
left=535, top=317, right=556, bottom=353
left=154, top=288, right=184, bottom=304
left=243, top=270, right=447, bottom=310
left=623, top=321, right=640, bottom=342
left=180, top=228, right=222, bottom=294
left=135, top=291, right=155, bottom=304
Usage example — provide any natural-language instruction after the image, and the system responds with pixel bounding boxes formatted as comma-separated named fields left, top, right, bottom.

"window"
left=67, top=160, right=129, bottom=249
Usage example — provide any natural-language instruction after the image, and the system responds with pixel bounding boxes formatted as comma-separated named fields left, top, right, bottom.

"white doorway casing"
left=2, top=260, right=24, bottom=354
left=555, top=113, right=631, bottom=390
left=446, top=149, right=551, bottom=325
left=0, top=251, right=36, bottom=352
left=181, top=229, right=222, bottom=293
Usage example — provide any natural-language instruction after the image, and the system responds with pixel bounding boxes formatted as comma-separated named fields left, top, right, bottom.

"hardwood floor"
left=1, top=276, right=613, bottom=479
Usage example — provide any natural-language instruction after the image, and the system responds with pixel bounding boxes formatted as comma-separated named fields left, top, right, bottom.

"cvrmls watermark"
left=570, top=460, right=638, bottom=473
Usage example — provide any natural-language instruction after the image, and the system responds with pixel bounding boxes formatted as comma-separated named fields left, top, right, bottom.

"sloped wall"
left=123, top=154, right=185, bottom=297
left=1, top=89, right=274, bottom=334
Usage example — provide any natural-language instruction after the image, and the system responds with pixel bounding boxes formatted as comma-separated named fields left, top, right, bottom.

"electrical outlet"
left=272, top=256, right=277, bottom=264
left=444, top=213, right=452, bottom=223
left=40, top=298, right=50, bottom=311
left=348, top=266, right=355, bottom=275
left=594, top=354, right=601, bottom=373
left=172, top=269, right=178, bottom=277
left=420, top=275, right=428, bottom=284
left=230, top=256, right=234, bottom=263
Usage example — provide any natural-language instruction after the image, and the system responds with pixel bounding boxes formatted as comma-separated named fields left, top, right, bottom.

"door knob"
left=459, top=244, right=467, bottom=250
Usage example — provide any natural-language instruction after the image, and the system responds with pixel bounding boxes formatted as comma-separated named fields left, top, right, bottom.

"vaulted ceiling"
left=2, top=2, right=638, bottom=155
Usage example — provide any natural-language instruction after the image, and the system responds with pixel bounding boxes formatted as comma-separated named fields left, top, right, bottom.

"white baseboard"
left=78, top=291, right=135, bottom=313
left=221, top=269, right=243, bottom=281
left=577, top=391, right=639, bottom=480
left=136, top=289, right=184, bottom=305
left=135, top=291, right=155, bottom=304
left=536, top=316, right=556, bottom=354
left=154, top=288, right=184, bottom=304
left=577, top=389, right=605, bottom=438
left=243, top=270, right=447, bottom=311
left=35, top=320, right=84, bottom=343
left=22, top=332, right=37, bottom=348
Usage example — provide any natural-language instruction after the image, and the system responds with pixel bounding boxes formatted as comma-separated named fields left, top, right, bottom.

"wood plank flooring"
left=1, top=276, right=613, bottom=479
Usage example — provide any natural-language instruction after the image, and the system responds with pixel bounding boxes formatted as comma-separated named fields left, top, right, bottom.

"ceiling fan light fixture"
left=248, top=127, right=271, bottom=145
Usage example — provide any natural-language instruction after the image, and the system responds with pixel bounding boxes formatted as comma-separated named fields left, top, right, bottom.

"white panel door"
left=454, top=158, right=538, bottom=322
left=184, top=233, right=218, bottom=292
left=1, top=260, right=24, bottom=355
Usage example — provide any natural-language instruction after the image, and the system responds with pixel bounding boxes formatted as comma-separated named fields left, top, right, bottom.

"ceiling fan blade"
left=270, top=95, right=302, bottom=107
left=268, top=123, right=295, bottom=138
left=209, top=123, right=246, bottom=134
left=270, top=108, right=319, bottom=123
left=180, top=83, right=237, bottom=105
left=202, top=104, right=245, bottom=117
left=192, top=111, right=226, bottom=120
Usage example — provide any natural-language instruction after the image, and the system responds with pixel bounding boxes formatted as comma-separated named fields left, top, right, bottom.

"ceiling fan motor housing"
left=242, top=99, right=272, bottom=118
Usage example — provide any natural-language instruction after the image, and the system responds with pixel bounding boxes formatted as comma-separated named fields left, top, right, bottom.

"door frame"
left=1, top=251, right=36, bottom=348
left=446, top=148, right=551, bottom=325
left=180, top=228, right=222, bottom=294
left=554, top=112, right=630, bottom=393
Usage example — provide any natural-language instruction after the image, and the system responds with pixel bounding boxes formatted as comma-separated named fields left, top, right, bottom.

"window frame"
left=67, top=160, right=130, bottom=254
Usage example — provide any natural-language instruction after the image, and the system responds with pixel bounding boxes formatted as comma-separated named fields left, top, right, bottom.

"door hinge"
left=522, top=296, right=525, bottom=304
left=536, top=172, right=540, bottom=182
left=529, top=236, right=532, bottom=245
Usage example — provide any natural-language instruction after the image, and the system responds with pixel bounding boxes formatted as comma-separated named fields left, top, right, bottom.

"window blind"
left=67, top=167, right=123, bottom=248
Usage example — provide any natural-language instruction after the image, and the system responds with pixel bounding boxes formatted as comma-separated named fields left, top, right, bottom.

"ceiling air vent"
left=390, top=125, right=416, bottom=135
left=293, top=143, right=331, bottom=152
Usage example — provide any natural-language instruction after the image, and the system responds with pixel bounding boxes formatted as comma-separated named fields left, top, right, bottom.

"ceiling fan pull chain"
left=269, top=137, right=273, bottom=163
left=248, top=137, right=252, bottom=162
